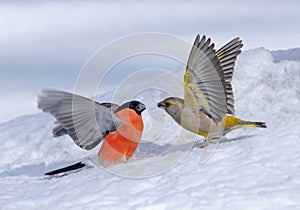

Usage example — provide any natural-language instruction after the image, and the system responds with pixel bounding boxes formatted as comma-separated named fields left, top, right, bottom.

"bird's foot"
left=195, top=139, right=211, bottom=149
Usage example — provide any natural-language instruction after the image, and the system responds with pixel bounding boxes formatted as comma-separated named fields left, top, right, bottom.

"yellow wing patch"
left=215, top=50, right=223, bottom=58
left=183, top=70, right=210, bottom=110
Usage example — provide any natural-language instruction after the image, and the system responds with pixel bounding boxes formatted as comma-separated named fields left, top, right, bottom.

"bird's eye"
left=165, top=103, right=170, bottom=107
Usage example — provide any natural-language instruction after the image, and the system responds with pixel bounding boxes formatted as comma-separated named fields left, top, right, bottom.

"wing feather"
left=216, top=37, right=243, bottom=114
left=38, top=89, right=122, bottom=150
left=184, top=35, right=227, bottom=122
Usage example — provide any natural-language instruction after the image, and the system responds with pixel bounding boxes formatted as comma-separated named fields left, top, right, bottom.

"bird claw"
left=193, top=140, right=207, bottom=149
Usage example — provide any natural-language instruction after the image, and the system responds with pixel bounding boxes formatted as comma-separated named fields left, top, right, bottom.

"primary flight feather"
left=38, top=89, right=146, bottom=165
left=158, top=35, right=266, bottom=143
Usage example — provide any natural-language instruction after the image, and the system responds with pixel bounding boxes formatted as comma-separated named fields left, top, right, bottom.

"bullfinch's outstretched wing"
left=99, top=102, right=120, bottom=112
left=215, top=37, right=243, bottom=114
left=38, top=90, right=122, bottom=150
left=184, top=35, right=226, bottom=123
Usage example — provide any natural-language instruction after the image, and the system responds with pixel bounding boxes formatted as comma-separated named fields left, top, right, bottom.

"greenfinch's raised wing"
left=38, top=90, right=122, bottom=150
left=216, top=37, right=243, bottom=114
left=184, top=35, right=226, bottom=123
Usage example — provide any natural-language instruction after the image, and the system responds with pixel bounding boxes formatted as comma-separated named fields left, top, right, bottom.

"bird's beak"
left=157, top=101, right=166, bottom=109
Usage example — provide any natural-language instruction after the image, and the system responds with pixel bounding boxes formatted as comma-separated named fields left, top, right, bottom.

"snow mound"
left=232, top=48, right=300, bottom=131
left=272, top=48, right=300, bottom=62
left=1, top=47, right=300, bottom=209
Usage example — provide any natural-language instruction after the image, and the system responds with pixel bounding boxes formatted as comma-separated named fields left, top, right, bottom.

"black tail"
left=238, top=121, right=267, bottom=128
left=45, top=162, right=85, bottom=176
left=253, top=121, right=267, bottom=128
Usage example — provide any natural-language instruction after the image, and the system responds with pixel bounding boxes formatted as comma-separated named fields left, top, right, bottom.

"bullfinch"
left=38, top=89, right=146, bottom=168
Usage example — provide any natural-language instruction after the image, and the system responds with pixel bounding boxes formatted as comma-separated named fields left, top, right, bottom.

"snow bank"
left=0, top=47, right=300, bottom=209
left=233, top=47, right=300, bottom=130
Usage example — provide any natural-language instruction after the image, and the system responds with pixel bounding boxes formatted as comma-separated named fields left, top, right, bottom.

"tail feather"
left=223, top=116, right=267, bottom=135
left=239, top=121, right=267, bottom=128
left=45, top=162, right=85, bottom=176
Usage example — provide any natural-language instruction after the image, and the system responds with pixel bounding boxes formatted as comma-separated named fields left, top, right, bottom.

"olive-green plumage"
left=158, top=35, right=266, bottom=141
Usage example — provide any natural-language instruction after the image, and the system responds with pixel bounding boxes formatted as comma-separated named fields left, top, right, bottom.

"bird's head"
left=116, top=101, right=146, bottom=115
left=129, top=100, right=146, bottom=115
left=157, top=97, right=184, bottom=122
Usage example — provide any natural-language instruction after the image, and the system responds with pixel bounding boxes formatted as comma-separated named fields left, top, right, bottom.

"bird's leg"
left=206, top=138, right=213, bottom=144
left=200, top=138, right=213, bottom=149
left=192, top=140, right=204, bottom=148
left=194, top=135, right=221, bottom=149
left=195, top=138, right=213, bottom=149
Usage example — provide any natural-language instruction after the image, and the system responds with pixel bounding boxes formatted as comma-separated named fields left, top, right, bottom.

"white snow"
left=1, top=48, right=300, bottom=209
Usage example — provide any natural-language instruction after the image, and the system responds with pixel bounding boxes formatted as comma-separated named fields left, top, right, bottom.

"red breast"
left=98, top=108, right=144, bottom=165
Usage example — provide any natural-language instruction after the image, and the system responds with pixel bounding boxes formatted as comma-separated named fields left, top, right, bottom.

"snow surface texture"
left=1, top=48, right=300, bottom=209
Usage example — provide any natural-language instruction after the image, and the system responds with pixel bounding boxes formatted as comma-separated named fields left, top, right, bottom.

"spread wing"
left=216, top=37, right=243, bottom=114
left=38, top=89, right=123, bottom=150
left=99, top=102, right=120, bottom=112
left=184, top=35, right=227, bottom=123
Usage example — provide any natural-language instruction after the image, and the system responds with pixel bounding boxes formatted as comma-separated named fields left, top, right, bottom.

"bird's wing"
left=98, top=102, right=120, bottom=113
left=38, top=89, right=123, bottom=150
left=184, top=35, right=227, bottom=123
left=215, top=37, right=243, bottom=114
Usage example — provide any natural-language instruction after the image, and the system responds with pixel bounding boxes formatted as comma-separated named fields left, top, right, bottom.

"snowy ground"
left=1, top=48, right=300, bottom=209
